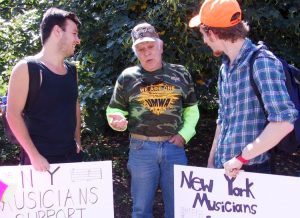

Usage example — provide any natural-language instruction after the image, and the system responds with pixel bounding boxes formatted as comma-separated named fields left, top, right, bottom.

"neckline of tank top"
left=38, top=60, right=69, bottom=76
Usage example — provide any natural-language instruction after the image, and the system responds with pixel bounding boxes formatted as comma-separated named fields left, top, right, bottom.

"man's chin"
left=213, top=51, right=223, bottom=57
left=66, top=52, right=75, bottom=58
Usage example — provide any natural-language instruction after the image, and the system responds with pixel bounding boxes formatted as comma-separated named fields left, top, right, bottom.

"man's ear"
left=208, top=29, right=218, bottom=42
left=52, top=25, right=63, bottom=38
left=159, top=40, right=164, bottom=53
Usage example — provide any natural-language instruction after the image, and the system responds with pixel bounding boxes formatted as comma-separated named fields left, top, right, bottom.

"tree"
left=0, top=0, right=299, bottom=162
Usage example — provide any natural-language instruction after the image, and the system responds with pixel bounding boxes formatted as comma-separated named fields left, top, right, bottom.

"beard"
left=213, top=50, right=223, bottom=57
left=58, top=39, right=75, bottom=58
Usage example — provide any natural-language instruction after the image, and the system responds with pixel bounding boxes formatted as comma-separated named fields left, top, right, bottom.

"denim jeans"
left=127, top=138, right=187, bottom=218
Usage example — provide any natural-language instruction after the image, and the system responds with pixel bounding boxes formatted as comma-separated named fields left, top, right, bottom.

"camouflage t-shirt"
left=109, top=62, right=198, bottom=136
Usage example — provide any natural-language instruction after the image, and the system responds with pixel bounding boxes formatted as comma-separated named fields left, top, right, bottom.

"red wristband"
left=236, top=152, right=249, bottom=164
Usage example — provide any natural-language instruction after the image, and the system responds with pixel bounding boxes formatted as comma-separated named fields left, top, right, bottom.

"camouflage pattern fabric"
left=109, top=62, right=198, bottom=136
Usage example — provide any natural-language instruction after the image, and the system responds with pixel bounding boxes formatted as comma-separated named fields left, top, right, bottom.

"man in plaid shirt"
left=189, top=0, right=298, bottom=177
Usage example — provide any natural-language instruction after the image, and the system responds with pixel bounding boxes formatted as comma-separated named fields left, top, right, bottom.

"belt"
left=130, top=133, right=171, bottom=142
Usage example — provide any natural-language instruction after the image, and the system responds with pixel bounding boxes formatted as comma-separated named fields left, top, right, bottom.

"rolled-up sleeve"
left=253, top=55, right=298, bottom=123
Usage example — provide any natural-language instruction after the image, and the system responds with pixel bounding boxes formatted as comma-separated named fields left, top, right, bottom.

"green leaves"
left=0, top=0, right=299, bottom=147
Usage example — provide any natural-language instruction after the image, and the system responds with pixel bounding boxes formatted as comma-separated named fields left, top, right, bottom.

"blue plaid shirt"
left=214, top=38, right=298, bottom=168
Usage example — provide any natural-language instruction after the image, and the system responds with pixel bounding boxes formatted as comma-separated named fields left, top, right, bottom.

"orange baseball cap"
left=189, top=0, right=242, bottom=28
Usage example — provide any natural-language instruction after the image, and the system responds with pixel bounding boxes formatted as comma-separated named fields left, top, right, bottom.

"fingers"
left=76, top=143, right=83, bottom=153
left=31, top=155, right=50, bottom=172
left=108, top=113, right=128, bottom=129
left=110, top=118, right=128, bottom=130
left=76, top=146, right=81, bottom=153
left=108, top=114, right=124, bottom=121
left=169, top=135, right=184, bottom=147
left=225, top=168, right=239, bottom=177
left=223, top=157, right=243, bottom=177
left=34, top=164, right=49, bottom=172
left=207, top=162, right=215, bottom=168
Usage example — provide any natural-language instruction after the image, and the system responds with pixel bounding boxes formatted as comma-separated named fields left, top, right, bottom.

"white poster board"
left=0, top=161, right=114, bottom=218
left=174, top=165, right=300, bottom=218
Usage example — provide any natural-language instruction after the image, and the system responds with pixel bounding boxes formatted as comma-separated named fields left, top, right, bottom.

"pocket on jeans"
left=169, top=141, right=184, bottom=149
left=129, top=138, right=144, bottom=150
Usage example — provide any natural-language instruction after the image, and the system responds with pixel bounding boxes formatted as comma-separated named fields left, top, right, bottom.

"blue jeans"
left=127, top=138, right=187, bottom=218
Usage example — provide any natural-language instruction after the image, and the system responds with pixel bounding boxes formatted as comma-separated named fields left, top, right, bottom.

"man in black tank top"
left=6, top=8, right=83, bottom=171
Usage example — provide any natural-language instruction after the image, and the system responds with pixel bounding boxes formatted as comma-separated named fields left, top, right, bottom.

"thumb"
left=108, top=114, right=123, bottom=121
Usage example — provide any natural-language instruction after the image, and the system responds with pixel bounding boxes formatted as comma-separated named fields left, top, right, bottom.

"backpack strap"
left=24, top=59, right=41, bottom=112
left=248, top=47, right=268, bottom=118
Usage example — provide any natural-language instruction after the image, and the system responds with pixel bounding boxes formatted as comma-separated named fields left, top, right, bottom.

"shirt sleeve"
left=182, top=68, right=198, bottom=107
left=108, top=73, right=128, bottom=111
left=106, top=106, right=129, bottom=131
left=216, top=67, right=224, bottom=125
left=253, top=54, right=298, bottom=123
left=178, top=104, right=200, bottom=143
left=106, top=72, right=130, bottom=130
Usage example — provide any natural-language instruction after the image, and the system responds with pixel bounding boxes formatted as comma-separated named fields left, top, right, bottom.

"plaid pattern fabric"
left=214, top=38, right=298, bottom=168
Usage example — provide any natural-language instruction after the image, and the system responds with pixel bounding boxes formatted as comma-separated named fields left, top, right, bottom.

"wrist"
left=236, top=151, right=249, bottom=165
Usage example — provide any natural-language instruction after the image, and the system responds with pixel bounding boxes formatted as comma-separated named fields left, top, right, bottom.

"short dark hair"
left=40, top=7, right=80, bottom=45
left=202, top=21, right=249, bottom=43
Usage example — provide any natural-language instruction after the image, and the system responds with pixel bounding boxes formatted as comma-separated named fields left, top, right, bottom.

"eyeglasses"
left=200, top=23, right=210, bottom=33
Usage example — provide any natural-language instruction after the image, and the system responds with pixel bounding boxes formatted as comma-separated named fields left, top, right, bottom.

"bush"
left=0, top=0, right=299, bottom=163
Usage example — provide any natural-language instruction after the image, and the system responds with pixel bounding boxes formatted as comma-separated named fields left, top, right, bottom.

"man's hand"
left=207, top=153, right=215, bottom=168
left=108, top=114, right=128, bottom=131
left=169, top=134, right=185, bottom=147
left=29, top=153, right=50, bottom=172
left=76, top=142, right=83, bottom=153
left=223, top=157, right=243, bottom=177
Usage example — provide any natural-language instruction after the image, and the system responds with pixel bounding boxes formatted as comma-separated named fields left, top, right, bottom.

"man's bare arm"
left=6, top=60, right=49, bottom=171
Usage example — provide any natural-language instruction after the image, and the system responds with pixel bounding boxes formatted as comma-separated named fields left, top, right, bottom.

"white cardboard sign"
left=174, top=165, right=300, bottom=218
left=0, top=161, right=114, bottom=218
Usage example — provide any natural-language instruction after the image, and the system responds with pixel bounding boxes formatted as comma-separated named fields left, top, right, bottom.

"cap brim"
left=132, top=37, right=156, bottom=47
left=189, top=14, right=201, bottom=28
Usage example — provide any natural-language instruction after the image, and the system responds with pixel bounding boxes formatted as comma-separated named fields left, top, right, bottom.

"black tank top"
left=24, top=61, right=78, bottom=156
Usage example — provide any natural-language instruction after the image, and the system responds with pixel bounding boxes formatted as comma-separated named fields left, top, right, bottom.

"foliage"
left=0, top=0, right=299, bottom=163
left=0, top=121, right=19, bottom=165
left=243, top=0, right=300, bottom=65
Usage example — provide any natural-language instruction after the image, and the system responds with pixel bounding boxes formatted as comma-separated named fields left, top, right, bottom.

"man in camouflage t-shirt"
left=106, top=22, right=199, bottom=218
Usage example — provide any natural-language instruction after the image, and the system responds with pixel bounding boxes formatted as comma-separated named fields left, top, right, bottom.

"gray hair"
left=131, top=38, right=163, bottom=56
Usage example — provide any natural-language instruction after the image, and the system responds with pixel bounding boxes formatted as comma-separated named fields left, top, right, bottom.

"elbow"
left=5, top=110, right=13, bottom=124
left=285, top=122, right=294, bottom=134
left=6, top=108, right=19, bottom=126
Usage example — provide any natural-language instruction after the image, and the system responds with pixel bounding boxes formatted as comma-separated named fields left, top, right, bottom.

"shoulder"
left=253, top=49, right=282, bottom=71
left=9, top=60, right=30, bottom=94
left=165, top=62, right=190, bottom=77
left=165, top=62, right=193, bottom=81
left=165, top=62, right=187, bottom=72
left=119, top=66, right=141, bottom=79
left=11, top=59, right=29, bottom=78
left=113, top=66, right=141, bottom=85
left=122, top=66, right=140, bottom=75
left=247, top=41, right=281, bottom=69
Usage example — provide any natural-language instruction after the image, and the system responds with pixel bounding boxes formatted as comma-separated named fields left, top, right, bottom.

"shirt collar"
left=222, top=38, right=256, bottom=68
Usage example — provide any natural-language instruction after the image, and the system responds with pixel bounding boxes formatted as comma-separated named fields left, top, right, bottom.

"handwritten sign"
left=0, top=161, right=114, bottom=218
left=174, top=165, right=300, bottom=218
